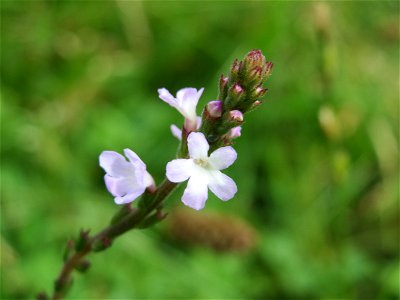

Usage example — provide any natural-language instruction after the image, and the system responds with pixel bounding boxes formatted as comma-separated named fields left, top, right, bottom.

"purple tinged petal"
left=124, top=149, right=146, bottom=170
left=170, top=124, right=182, bottom=140
left=159, top=87, right=204, bottom=129
left=182, top=175, right=209, bottom=210
left=187, top=132, right=209, bottom=159
left=208, top=171, right=237, bottom=201
left=124, top=148, right=147, bottom=186
left=158, top=88, right=177, bottom=107
left=209, top=146, right=237, bottom=170
left=100, top=151, right=122, bottom=173
left=196, top=116, right=202, bottom=129
left=177, top=88, right=204, bottom=121
left=104, top=175, right=118, bottom=196
left=177, top=87, right=203, bottom=108
left=166, top=159, right=194, bottom=183
left=99, top=151, right=132, bottom=177
left=104, top=175, right=145, bottom=198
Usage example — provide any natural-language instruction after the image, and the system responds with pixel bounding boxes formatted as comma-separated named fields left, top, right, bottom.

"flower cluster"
left=99, top=49, right=272, bottom=210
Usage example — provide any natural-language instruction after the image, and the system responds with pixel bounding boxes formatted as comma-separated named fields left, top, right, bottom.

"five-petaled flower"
left=158, top=87, right=204, bottom=132
left=99, top=149, right=154, bottom=205
left=166, top=132, right=238, bottom=210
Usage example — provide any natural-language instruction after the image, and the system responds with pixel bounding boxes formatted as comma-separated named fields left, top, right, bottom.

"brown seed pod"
left=167, top=208, right=257, bottom=253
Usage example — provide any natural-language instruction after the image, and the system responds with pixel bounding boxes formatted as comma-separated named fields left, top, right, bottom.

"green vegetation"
left=1, top=2, right=398, bottom=299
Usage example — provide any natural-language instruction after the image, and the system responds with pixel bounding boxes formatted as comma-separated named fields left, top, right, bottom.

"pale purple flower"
left=99, top=149, right=155, bottom=205
left=166, top=132, right=237, bottom=210
left=158, top=87, right=204, bottom=131
left=170, top=116, right=202, bottom=141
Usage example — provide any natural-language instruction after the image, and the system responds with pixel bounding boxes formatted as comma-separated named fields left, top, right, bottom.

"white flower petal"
left=99, top=151, right=133, bottom=177
left=170, top=124, right=182, bottom=140
left=144, top=171, right=155, bottom=188
left=182, top=175, right=209, bottom=210
left=158, top=88, right=177, bottom=108
left=124, top=149, right=146, bottom=170
left=104, top=175, right=144, bottom=198
left=124, top=148, right=148, bottom=186
left=166, top=159, right=194, bottom=182
left=114, top=191, right=144, bottom=205
left=176, top=88, right=203, bottom=120
left=208, top=171, right=237, bottom=201
left=187, top=132, right=209, bottom=159
left=209, top=146, right=237, bottom=170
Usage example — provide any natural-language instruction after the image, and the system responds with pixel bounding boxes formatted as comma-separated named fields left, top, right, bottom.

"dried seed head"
left=167, top=208, right=257, bottom=253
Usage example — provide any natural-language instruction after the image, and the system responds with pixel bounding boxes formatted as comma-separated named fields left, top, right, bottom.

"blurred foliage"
left=1, top=1, right=399, bottom=299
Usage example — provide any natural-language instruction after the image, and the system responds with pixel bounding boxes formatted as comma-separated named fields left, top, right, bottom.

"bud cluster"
left=201, top=49, right=273, bottom=150
left=225, top=49, right=272, bottom=112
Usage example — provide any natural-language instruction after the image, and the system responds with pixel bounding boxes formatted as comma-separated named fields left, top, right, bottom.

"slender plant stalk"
left=51, top=179, right=177, bottom=300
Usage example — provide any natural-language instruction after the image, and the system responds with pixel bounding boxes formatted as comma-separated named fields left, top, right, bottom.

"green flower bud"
left=218, top=75, right=229, bottom=100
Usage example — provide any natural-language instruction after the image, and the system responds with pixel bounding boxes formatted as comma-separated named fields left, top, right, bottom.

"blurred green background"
left=1, top=1, right=399, bottom=299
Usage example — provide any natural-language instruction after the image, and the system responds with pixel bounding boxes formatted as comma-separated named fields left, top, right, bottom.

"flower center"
left=194, top=158, right=209, bottom=168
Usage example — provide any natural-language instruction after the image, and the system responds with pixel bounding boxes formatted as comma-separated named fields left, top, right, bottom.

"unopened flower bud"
left=248, top=100, right=263, bottom=112
left=230, top=59, right=242, bottom=82
left=220, top=74, right=228, bottom=87
left=225, top=83, right=245, bottom=109
left=239, top=50, right=272, bottom=89
left=248, top=66, right=264, bottom=85
left=254, top=86, right=268, bottom=98
left=206, top=100, right=223, bottom=118
left=229, top=83, right=244, bottom=100
left=219, top=74, right=229, bottom=99
left=253, top=100, right=262, bottom=108
left=229, top=126, right=242, bottom=139
left=232, top=83, right=244, bottom=96
left=229, top=110, right=244, bottom=122
left=264, top=61, right=273, bottom=77
left=244, top=49, right=266, bottom=69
